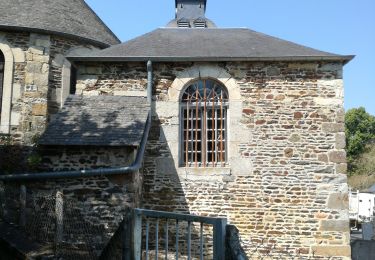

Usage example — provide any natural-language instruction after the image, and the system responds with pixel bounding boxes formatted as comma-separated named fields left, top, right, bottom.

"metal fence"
left=131, top=209, right=227, bottom=260
left=0, top=184, right=107, bottom=259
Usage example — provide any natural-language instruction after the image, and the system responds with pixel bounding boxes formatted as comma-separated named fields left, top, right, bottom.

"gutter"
left=0, top=61, right=154, bottom=182
left=67, top=55, right=355, bottom=65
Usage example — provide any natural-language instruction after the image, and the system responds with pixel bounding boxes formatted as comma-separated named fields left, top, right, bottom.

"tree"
left=345, top=107, right=375, bottom=174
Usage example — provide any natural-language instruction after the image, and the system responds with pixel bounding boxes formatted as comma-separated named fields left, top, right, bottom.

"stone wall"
left=0, top=145, right=142, bottom=257
left=0, top=30, right=99, bottom=146
left=39, top=146, right=135, bottom=171
left=76, top=61, right=350, bottom=259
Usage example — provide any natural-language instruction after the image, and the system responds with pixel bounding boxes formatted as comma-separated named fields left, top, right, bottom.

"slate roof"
left=0, top=0, right=120, bottom=47
left=39, top=95, right=149, bottom=147
left=68, top=28, right=354, bottom=62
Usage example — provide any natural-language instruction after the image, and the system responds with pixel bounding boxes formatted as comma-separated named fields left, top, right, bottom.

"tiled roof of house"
left=68, top=28, right=353, bottom=62
left=39, top=95, right=149, bottom=147
left=0, top=0, right=120, bottom=47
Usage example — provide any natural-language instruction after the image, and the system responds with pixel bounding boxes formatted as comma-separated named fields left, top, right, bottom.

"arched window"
left=0, top=51, right=4, bottom=120
left=181, top=79, right=228, bottom=167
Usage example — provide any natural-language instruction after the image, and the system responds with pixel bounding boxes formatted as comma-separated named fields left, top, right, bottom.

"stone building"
left=0, top=0, right=119, bottom=144
left=0, top=0, right=354, bottom=259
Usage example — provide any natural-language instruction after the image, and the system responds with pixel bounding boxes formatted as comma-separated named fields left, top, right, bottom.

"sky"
left=86, top=0, right=375, bottom=115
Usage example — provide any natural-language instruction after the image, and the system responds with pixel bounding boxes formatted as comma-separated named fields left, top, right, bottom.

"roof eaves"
left=0, top=25, right=113, bottom=48
left=67, top=55, right=355, bottom=64
left=39, top=142, right=140, bottom=147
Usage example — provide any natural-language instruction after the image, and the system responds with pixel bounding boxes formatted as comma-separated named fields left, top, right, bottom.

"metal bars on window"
left=181, top=79, right=228, bottom=167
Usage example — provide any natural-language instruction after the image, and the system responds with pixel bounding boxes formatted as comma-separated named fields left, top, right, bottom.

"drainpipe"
left=147, top=60, right=153, bottom=104
left=0, top=61, right=154, bottom=182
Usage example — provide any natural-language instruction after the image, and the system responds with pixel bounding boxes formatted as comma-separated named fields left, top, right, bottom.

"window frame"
left=179, top=78, right=229, bottom=168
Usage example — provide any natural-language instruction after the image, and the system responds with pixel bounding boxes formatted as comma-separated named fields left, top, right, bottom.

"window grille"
left=181, top=79, right=228, bottom=167
left=0, top=51, right=4, bottom=119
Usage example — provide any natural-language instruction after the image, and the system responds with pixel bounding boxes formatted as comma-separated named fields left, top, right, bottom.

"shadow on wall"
left=36, top=105, right=146, bottom=171
left=141, top=114, right=221, bottom=258
left=142, top=114, right=188, bottom=212
left=0, top=185, right=117, bottom=259
left=0, top=109, right=147, bottom=258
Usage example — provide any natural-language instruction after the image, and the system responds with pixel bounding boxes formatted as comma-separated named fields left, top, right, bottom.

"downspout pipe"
left=147, top=60, right=152, bottom=104
left=0, top=61, right=154, bottom=182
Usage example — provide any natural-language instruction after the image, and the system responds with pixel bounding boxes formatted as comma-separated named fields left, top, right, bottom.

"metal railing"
left=132, top=209, right=227, bottom=260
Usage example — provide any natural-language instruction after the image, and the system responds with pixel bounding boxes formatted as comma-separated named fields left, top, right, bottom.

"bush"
left=345, top=108, right=375, bottom=176
left=347, top=142, right=375, bottom=190
left=345, top=107, right=375, bottom=160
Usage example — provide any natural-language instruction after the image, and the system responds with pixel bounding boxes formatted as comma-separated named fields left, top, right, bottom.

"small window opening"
left=69, top=65, right=77, bottom=94
left=181, top=79, right=228, bottom=167
left=0, top=51, right=5, bottom=119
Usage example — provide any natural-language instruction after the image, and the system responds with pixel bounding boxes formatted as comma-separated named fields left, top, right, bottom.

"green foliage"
left=348, top=144, right=375, bottom=189
left=345, top=107, right=375, bottom=160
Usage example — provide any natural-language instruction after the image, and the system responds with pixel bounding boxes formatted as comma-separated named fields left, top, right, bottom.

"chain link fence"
left=1, top=182, right=349, bottom=260
left=0, top=183, right=113, bottom=259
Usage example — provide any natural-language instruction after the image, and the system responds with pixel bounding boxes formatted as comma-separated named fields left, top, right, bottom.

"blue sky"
left=86, top=0, right=375, bottom=115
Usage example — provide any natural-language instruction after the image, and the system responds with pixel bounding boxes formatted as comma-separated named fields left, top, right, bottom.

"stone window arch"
left=168, top=65, right=249, bottom=176
left=0, top=43, right=14, bottom=134
left=180, top=78, right=228, bottom=167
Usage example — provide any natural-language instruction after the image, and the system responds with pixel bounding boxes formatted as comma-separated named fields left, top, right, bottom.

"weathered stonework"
left=0, top=145, right=142, bottom=257
left=0, top=31, right=100, bottom=146
left=0, top=25, right=350, bottom=258
left=39, top=146, right=135, bottom=171
left=73, top=60, right=350, bottom=259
